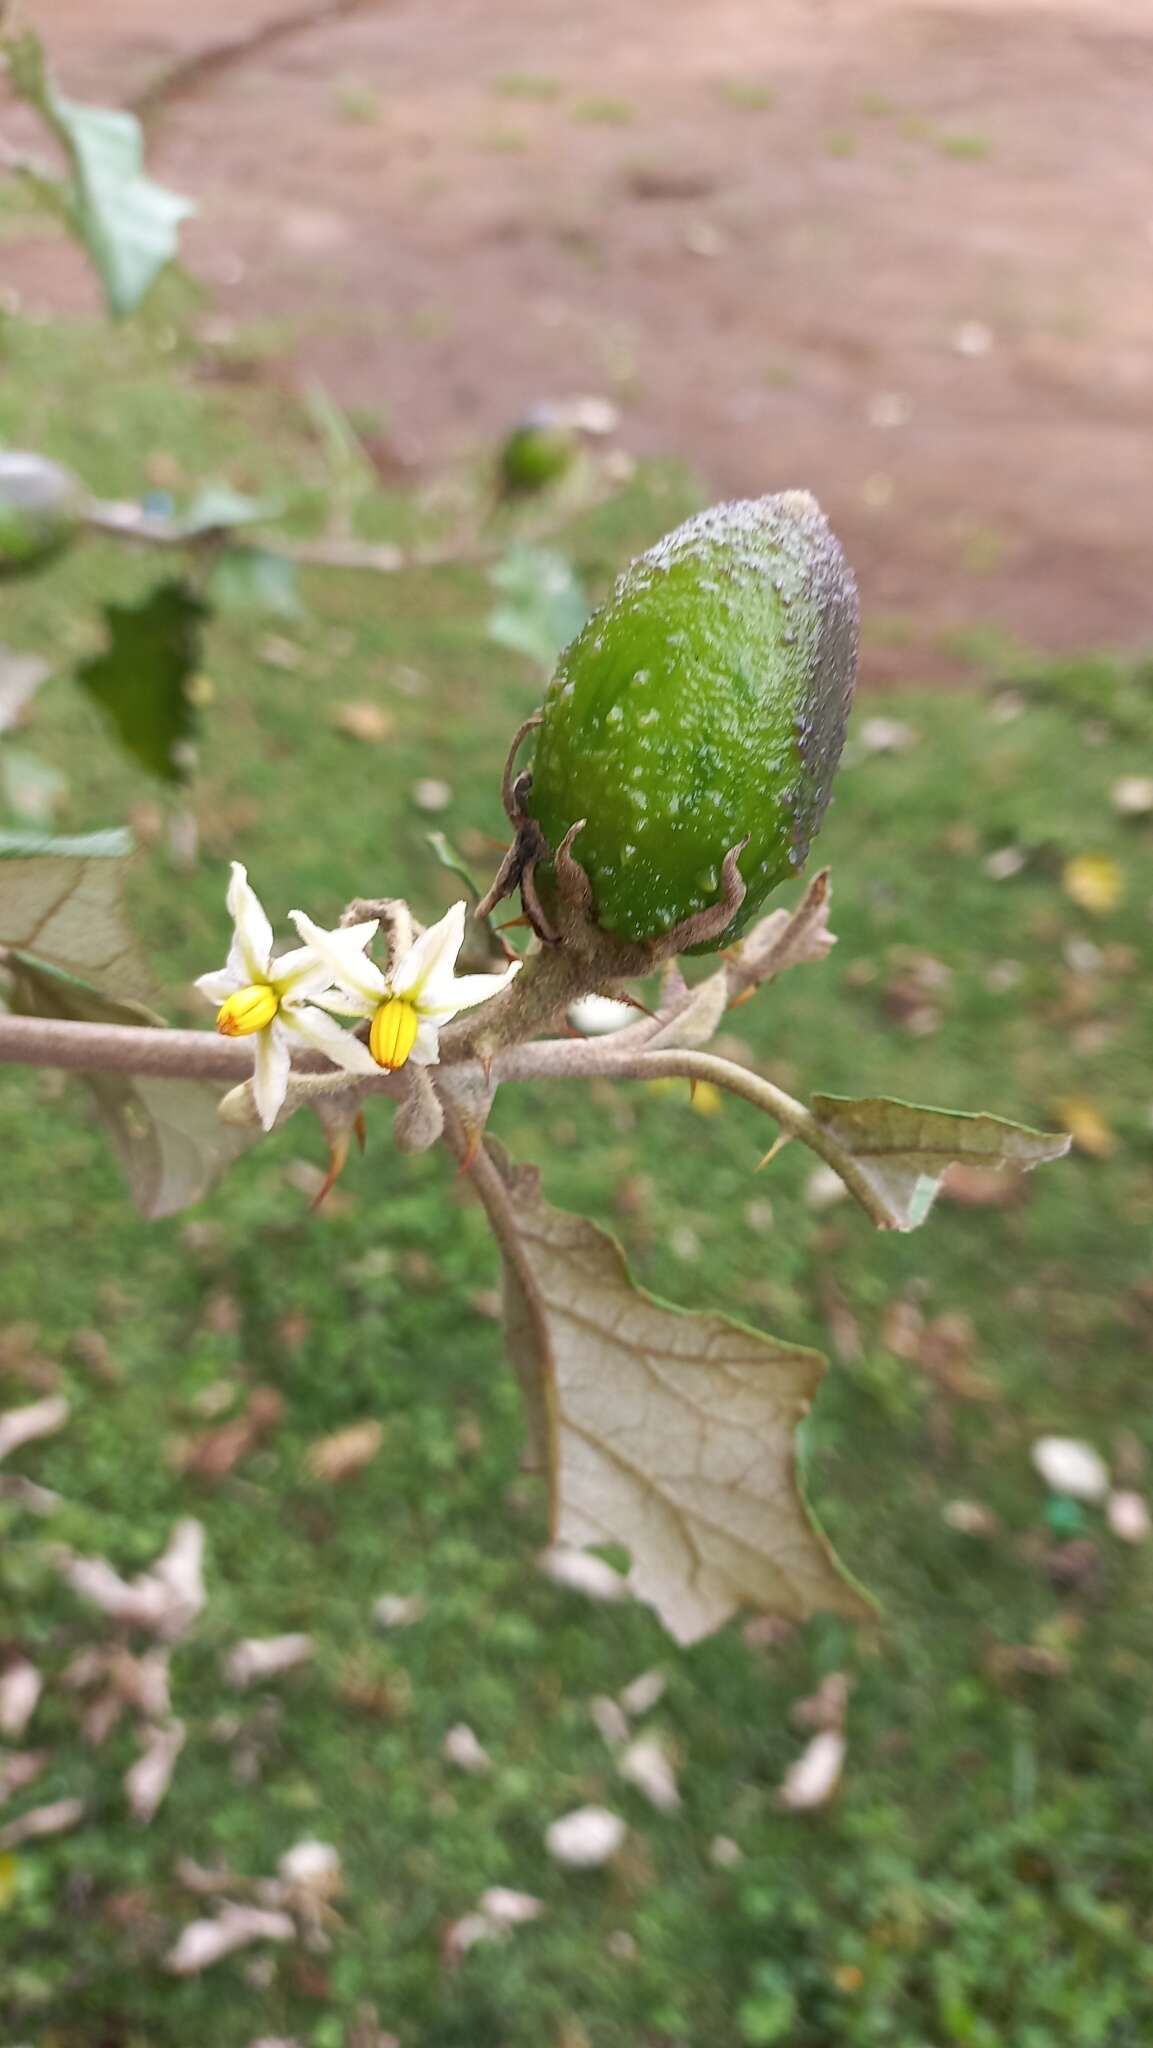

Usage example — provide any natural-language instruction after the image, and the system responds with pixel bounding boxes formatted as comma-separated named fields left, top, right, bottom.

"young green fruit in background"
left=497, top=409, right=578, bottom=498
left=525, top=491, right=858, bottom=949
left=0, top=452, right=87, bottom=580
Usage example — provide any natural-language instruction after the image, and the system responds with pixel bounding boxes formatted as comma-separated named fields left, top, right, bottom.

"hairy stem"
left=0, top=1016, right=886, bottom=1220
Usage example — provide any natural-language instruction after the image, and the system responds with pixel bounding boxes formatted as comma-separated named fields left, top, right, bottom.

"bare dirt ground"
left=6, top=0, right=1152, bottom=681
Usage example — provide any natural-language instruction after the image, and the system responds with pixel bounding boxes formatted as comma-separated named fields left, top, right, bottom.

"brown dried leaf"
left=222, top=1635, right=314, bottom=1690
left=306, top=1420, right=383, bottom=1483
left=61, top=1518, right=205, bottom=1639
left=333, top=701, right=395, bottom=745
left=480, top=1146, right=869, bottom=1645
left=726, top=869, right=835, bottom=997
left=165, top=1903, right=295, bottom=1975
left=0, top=1796, right=86, bottom=1850
left=811, top=1094, right=1070, bottom=1231
left=776, top=1729, right=845, bottom=1811
left=125, top=1719, right=186, bottom=1823
left=0, top=1395, right=69, bottom=1463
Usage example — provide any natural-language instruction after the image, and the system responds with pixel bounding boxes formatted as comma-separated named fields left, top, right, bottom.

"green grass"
left=3, top=317, right=1153, bottom=2047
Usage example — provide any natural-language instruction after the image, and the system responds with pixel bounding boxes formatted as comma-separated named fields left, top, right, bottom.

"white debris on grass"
left=1107, top=1491, right=1151, bottom=1544
left=545, top=1805, right=627, bottom=1869
left=618, top=1734, right=681, bottom=1814
left=0, top=1657, right=42, bottom=1740
left=222, top=1635, right=315, bottom=1690
left=539, top=1545, right=630, bottom=1602
left=1031, top=1436, right=1110, bottom=1503
left=165, top=1904, right=295, bottom=1976
left=776, top=1730, right=846, bottom=1812
left=442, top=1723, right=492, bottom=1776
left=0, top=1396, right=69, bottom=1463
left=125, top=1720, right=186, bottom=1824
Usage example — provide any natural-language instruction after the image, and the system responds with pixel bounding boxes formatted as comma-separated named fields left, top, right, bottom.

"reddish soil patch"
left=7, top=0, right=1153, bottom=681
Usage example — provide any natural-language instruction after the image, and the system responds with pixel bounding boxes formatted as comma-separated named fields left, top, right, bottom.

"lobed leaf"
left=74, top=580, right=205, bottom=783
left=810, top=1093, right=1071, bottom=1232
left=5, top=955, right=255, bottom=1217
left=0, top=828, right=156, bottom=1002
left=479, top=1144, right=869, bottom=1643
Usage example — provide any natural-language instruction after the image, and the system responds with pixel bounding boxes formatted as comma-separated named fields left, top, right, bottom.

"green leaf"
left=177, top=486, right=279, bottom=538
left=476, top=1143, right=870, bottom=1644
left=4, top=30, right=194, bottom=316
left=209, top=547, right=302, bottom=620
left=809, top=1093, right=1072, bottom=1232
left=74, top=580, right=205, bottom=782
left=487, top=545, right=588, bottom=673
left=425, top=829, right=482, bottom=904
left=5, top=955, right=255, bottom=1217
left=0, top=827, right=157, bottom=1003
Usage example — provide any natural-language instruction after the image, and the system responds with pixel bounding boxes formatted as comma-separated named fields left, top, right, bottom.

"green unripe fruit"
left=0, top=452, right=87, bottom=580
left=498, top=415, right=577, bottom=497
left=525, top=491, right=858, bottom=949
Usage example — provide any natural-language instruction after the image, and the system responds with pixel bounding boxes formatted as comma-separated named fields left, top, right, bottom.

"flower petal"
left=311, top=990, right=377, bottom=1021
left=418, top=960, right=522, bottom=1020
left=283, top=1002, right=380, bottom=1075
left=252, top=1024, right=291, bottom=1131
left=289, top=911, right=384, bottom=1005
left=227, top=862, right=274, bottom=981
left=392, top=901, right=467, bottom=1005
left=195, top=967, right=242, bottom=1007
left=270, top=945, right=336, bottom=1000
left=409, top=1018, right=441, bottom=1066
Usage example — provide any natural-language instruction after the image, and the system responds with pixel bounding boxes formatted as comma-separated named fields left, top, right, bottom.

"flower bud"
left=0, top=453, right=86, bottom=580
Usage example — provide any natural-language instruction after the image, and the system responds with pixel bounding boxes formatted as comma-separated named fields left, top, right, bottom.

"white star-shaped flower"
left=196, top=862, right=377, bottom=1129
left=290, top=899, right=520, bottom=1072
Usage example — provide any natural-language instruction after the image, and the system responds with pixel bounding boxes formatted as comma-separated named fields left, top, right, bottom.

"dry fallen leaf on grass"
left=538, top=1546, right=630, bottom=1603
left=1111, top=775, right=1153, bottom=817
left=943, top=1499, right=1000, bottom=1537
left=165, top=1903, right=295, bottom=1975
left=306, top=1420, right=384, bottom=1482
left=1055, top=1096, right=1116, bottom=1160
left=545, top=1806, right=627, bottom=1869
left=776, top=1729, right=846, bottom=1812
left=941, top=1161, right=1029, bottom=1208
left=444, top=1886, right=547, bottom=1964
left=479, top=1886, right=547, bottom=1927
left=0, top=1796, right=86, bottom=1851
left=222, top=1634, right=315, bottom=1690
left=125, top=1719, right=186, bottom=1823
left=442, top=1724, right=492, bottom=1776
left=333, top=701, right=395, bottom=744
left=62, top=1518, right=205, bottom=1639
left=372, top=1593, right=427, bottom=1631
left=0, top=1657, right=42, bottom=1740
left=590, top=1695, right=630, bottom=1749
left=790, top=1672, right=851, bottom=1733
left=0, top=1395, right=70, bottom=1463
left=1062, top=853, right=1123, bottom=915
left=1107, top=1491, right=1151, bottom=1543
left=0, top=1750, right=49, bottom=1805
left=1031, top=1436, right=1110, bottom=1503
left=618, top=1734, right=681, bottom=1813
left=278, top=1839, right=343, bottom=1898
left=618, top=1669, right=667, bottom=1719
